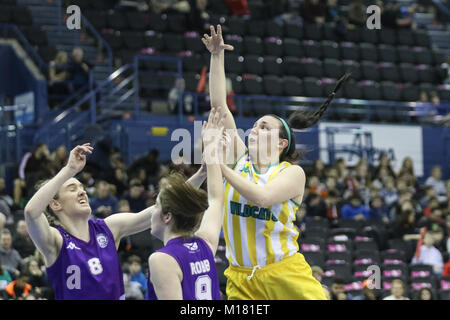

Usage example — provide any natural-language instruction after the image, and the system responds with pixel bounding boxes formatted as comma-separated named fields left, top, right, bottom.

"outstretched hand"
left=65, top=143, right=93, bottom=175
left=202, top=108, right=227, bottom=164
left=201, top=24, right=234, bottom=55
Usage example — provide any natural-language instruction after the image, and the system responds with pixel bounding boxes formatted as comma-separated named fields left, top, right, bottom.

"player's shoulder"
left=149, top=252, right=180, bottom=273
left=279, top=163, right=305, bottom=177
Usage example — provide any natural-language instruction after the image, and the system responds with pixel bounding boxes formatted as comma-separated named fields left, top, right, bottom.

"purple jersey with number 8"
left=147, top=236, right=221, bottom=300
left=46, top=219, right=125, bottom=300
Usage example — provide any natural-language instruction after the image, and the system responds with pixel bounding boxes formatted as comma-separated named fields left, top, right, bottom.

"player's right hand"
left=201, top=24, right=234, bottom=55
left=65, top=143, right=93, bottom=175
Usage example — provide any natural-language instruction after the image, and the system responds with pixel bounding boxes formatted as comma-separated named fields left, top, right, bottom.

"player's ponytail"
left=158, top=172, right=209, bottom=234
left=274, top=73, right=350, bottom=163
left=287, top=73, right=350, bottom=129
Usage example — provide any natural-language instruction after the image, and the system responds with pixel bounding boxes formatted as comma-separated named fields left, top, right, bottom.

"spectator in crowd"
left=412, top=232, right=444, bottom=275
left=311, top=160, right=327, bottom=182
left=223, top=0, right=250, bottom=15
left=122, top=179, right=152, bottom=212
left=300, top=0, right=328, bottom=24
left=0, top=230, right=22, bottom=277
left=415, top=287, right=434, bottom=300
left=23, top=258, right=48, bottom=298
left=0, top=263, right=12, bottom=291
left=311, top=265, right=331, bottom=299
left=354, top=280, right=378, bottom=300
left=127, top=255, right=148, bottom=297
left=89, top=181, right=119, bottom=219
left=374, top=154, right=396, bottom=180
left=420, top=90, right=430, bottom=102
left=123, top=271, right=144, bottom=300
left=67, top=47, right=91, bottom=93
left=325, top=189, right=342, bottom=220
left=0, top=212, right=5, bottom=235
left=381, top=1, right=414, bottom=29
left=330, top=277, right=351, bottom=300
left=369, top=195, right=390, bottom=223
left=398, top=157, right=415, bottom=178
left=168, top=77, right=194, bottom=114
left=443, top=253, right=450, bottom=277
left=48, top=51, right=70, bottom=108
left=347, top=0, right=366, bottom=26
left=425, top=166, right=447, bottom=203
left=186, top=0, right=210, bottom=33
left=305, top=193, right=327, bottom=219
left=151, top=0, right=191, bottom=14
left=391, top=209, right=421, bottom=241
left=128, top=149, right=161, bottom=189
left=12, top=220, right=36, bottom=259
left=341, top=193, right=371, bottom=220
left=335, top=158, right=350, bottom=184
left=420, top=186, right=437, bottom=210
left=0, top=178, right=15, bottom=221
left=383, top=279, right=410, bottom=300
left=418, top=207, right=445, bottom=231
left=4, top=275, right=32, bottom=300
left=23, top=143, right=55, bottom=198
left=110, top=167, right=129, bottom=198
left=50, top=146, right=68, bottom=172
left=380, top=176, right=398, bottom=207
left=325, top=0, right=340, bottom=22
left=78, top=164, right=96, bottom=197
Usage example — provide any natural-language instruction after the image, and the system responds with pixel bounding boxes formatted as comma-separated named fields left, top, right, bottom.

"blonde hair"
left=35, top=180, right=62, bottom=227
left=55, top=51, right=68, bottom=65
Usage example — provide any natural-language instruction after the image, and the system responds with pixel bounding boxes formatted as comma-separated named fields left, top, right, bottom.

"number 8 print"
left=87, top=257, right=103, bottom=275
left=195, top=275, right=212, bottom=300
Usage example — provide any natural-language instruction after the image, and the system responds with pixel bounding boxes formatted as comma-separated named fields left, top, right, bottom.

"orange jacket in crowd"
left=5, top=280, right=32, bottom=299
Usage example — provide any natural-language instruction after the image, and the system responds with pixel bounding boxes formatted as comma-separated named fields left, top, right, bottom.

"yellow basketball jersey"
left=223, top=151, right=301, bottom=268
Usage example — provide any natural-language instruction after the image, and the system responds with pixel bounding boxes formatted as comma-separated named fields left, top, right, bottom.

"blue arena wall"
left=0, top=44, right=48, bottom=122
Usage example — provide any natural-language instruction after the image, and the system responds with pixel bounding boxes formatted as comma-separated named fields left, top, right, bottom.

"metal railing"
left=33, top=63, right=134, bottom=147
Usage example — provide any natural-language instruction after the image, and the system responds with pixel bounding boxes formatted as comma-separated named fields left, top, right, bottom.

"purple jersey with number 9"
left=46, top=219, right=125, bottom=300
left=147, top=237, right=221, bottom=300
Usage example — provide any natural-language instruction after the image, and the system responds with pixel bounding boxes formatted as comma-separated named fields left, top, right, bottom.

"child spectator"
left=127, top=255, right=148, bottom=298
left=369, top=195, right=390, bottom=223
left=123, top=271, right=144, bottom=300
left=416, top=287, right=434, bottom=300
left=341, top=193, right=370, bottom=220
left=382, top=279, right=410, bottom=300
left=412, top=232, right=444, bottom=275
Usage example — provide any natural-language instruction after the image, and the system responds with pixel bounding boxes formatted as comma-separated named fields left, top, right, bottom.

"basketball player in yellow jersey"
left=202, top=25, right=349, bottom=300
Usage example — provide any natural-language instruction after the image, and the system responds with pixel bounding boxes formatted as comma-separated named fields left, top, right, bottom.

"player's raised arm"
left=202, top=25, right=246, bottom=164
left=195, top=109, right=226, bottom=255
left=24, top=143, right=93, bottom=262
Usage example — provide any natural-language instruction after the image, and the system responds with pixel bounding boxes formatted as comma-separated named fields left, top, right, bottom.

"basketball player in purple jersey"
left=24, top=143, right=156, bottom=300
left=147, top=109, right=226, bottom=300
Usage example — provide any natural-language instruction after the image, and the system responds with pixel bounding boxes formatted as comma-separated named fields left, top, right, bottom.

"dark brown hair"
left=271, top=73, right=350, bottom=164
left=158, top=172, right=209, bottom=234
